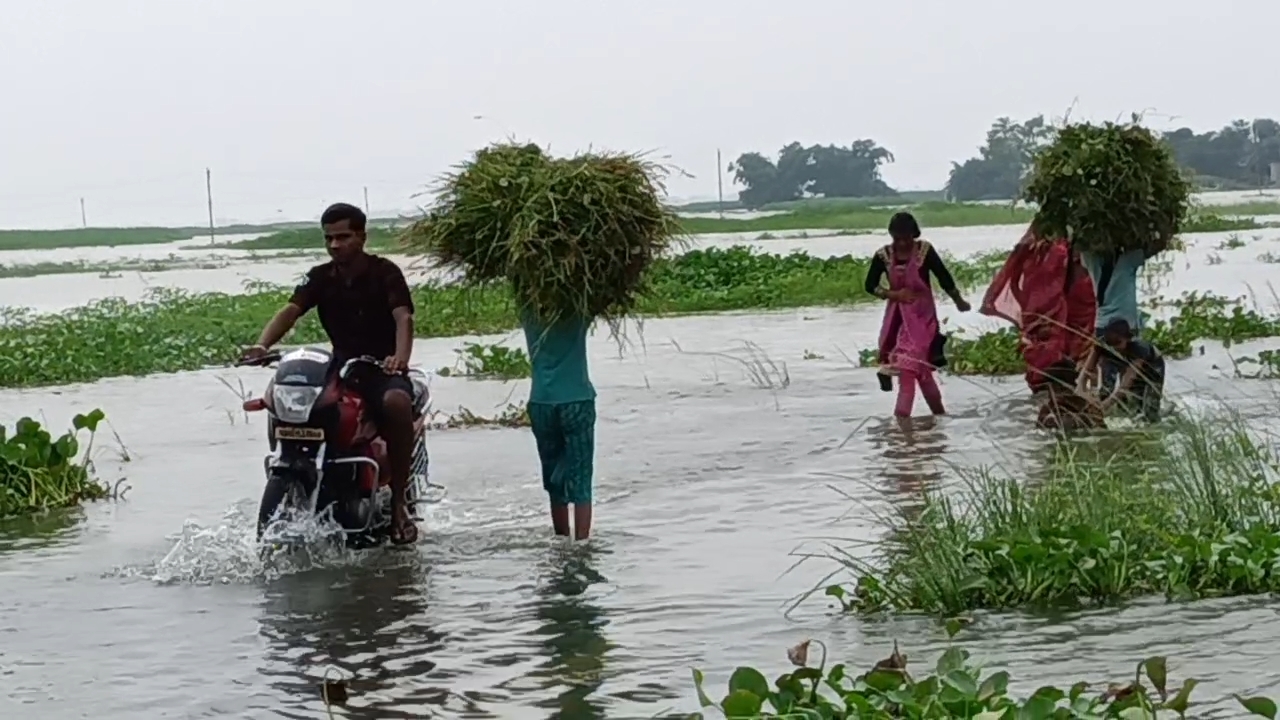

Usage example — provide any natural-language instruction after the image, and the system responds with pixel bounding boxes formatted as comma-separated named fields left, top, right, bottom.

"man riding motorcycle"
left=240, top=202, right=419, bottom=545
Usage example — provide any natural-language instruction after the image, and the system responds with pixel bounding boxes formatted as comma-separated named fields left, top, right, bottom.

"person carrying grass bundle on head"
left=402, top=142, right=682, bottom=542
left=1035, top=359, right=1106, bottom=431
left=520, top=310, right=597, bottom=542
left=1097, top=318, right=1165, bottom=423
left=865, top=212, right=971, bottom=418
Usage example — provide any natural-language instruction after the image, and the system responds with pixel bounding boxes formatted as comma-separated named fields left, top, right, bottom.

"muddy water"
left=4, top=227, right=1280, bottom=717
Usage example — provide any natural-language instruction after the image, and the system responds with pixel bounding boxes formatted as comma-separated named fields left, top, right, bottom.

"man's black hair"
left=888, top=212, right=921, bottom=240
left=1102, top=318, right=1133, bottom=341
left=320, top=202, right=367, bottom=232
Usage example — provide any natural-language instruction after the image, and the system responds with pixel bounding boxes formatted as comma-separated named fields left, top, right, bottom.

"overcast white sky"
left=1, top=0, right=1274, bottom=229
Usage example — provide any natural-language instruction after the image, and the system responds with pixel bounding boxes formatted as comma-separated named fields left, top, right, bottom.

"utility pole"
left=363, top=185, right=370, bottom=214
left=716, top=149, right=725, bottom=219
left=80, top=198, right=87, bottom=228
left=205, top=168, right=215, bottom=243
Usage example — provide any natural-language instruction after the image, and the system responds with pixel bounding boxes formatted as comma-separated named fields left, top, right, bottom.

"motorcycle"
left=237, top=347, right=434, bottom=547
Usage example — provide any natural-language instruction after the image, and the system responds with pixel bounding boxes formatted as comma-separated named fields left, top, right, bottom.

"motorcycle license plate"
left=275, top=426, right=325, bottom=441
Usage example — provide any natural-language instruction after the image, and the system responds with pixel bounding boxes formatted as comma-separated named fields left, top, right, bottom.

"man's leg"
left=559, top=400, right=597, bottom=541
left=378, top=377, right=417, bottom=544
left=528, top=402, right=570, bottom=536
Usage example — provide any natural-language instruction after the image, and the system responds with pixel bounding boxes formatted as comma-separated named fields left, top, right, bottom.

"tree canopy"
left=728, top=141, right=895, bottom=209
left=727, top=117, right=1280, bottom=208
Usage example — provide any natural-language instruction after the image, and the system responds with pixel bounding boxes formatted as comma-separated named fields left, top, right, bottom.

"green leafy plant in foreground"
left=827, top=410, right=1280, bottom=615
left=690, top=636, right=1277, bottom=719
left=0, top=409, right=111, bottom=518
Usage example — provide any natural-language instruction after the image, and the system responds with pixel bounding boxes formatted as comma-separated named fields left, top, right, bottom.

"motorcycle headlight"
left=272, top=385, right=322, bottom=424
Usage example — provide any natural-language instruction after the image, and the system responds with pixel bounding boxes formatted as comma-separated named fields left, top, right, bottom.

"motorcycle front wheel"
left=256, top=470, right=307, bottom=538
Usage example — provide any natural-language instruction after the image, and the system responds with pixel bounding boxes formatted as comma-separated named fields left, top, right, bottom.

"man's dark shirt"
left=288, top=255, right=414, bottom=362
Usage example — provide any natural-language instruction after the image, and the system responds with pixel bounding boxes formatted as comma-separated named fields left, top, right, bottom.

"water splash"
left=110, top=501, right=361, bottom=585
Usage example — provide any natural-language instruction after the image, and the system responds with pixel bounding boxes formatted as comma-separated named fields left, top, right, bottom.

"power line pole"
left=363, top=185, right=370, bottom=214
left=80, top=197, right=87, bottom=228
left=716, top=149, right=725, bottom=219
left=205, top=168, right=215, bottom=243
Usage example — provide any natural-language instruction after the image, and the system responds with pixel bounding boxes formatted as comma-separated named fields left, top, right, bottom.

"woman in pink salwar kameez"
left=865, top=212, right=971, bottom=417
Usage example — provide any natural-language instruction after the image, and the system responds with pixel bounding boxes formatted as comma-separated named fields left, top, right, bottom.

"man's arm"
left=253, top=274, right=318, bottom=349
left=386, top=264, right=416, bottom=366
left=1101, top=365, right=1140, bottom=409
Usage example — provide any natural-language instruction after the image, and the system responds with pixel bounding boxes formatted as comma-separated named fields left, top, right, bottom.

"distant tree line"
left=728, top=117, right=1280, bottom=208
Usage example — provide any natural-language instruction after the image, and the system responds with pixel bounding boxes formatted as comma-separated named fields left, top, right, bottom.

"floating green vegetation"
left=692, top=634, right=1278, bottom=718
left=0, top=409, right=117, bottom=519
left=0, top=246, right=999, bottom=389
left=435, top=342, right=532, bottom=380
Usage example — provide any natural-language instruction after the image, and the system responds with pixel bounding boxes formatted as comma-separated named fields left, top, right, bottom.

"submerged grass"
left=0, top=246, right=1002, bottom=389
left=828, top=407, right=1280, bottom=616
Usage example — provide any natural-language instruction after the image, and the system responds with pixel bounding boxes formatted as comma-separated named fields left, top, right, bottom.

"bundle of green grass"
left=400, top=142, right=683, bottom=326
left=1022, top=118, right=1193, bottom=257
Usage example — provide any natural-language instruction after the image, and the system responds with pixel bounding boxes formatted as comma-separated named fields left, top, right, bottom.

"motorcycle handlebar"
left=234, top=349, right=283, bottom=367
left=234, top=351, right=403, bottom=377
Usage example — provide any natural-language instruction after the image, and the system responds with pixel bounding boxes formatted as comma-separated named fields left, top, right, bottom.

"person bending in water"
left=240, top=203, right=420, bottom=545
left=865, top=212, right=970, bottom=418
left=1036, top=360, right=1106, bottom=431
left=1077, top=247, right=1150, bottom=397
left=1098, top=319, right=1165, bottom=423
left=521, top=310, right=597, bottom=541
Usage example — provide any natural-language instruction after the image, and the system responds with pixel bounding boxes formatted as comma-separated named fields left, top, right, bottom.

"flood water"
left=4, top=222, right=1280, bottom=718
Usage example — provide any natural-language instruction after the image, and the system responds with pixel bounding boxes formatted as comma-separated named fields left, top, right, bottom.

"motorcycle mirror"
left=243, top=398, right=267, bottom=412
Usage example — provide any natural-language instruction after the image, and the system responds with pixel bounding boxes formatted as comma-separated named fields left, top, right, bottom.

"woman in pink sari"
left=865, top=212, right=972, bottom=417
left=980, top=225, right=1097, bottom=393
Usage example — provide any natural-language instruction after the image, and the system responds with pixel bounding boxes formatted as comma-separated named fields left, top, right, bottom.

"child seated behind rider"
left=1099, top=318, right=1165, bottom=424
left=1037, top=360, right=1106, bottom=431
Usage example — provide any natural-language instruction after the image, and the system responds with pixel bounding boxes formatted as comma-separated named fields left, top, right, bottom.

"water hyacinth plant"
left=0, top=409, right=112, bottom=518
left=690, top=635, right=1278, bottom=718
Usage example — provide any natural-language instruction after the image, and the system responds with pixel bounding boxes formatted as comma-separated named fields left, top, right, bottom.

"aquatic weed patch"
left=436, top=342, right=531, bottom=380
left=0, top=246, right=999, bottom=389
left=0, top=410, right=115, bottom=518
left=827, top=411, right=1280, bottom=615
left=692, top=635, right=1278, bottom=719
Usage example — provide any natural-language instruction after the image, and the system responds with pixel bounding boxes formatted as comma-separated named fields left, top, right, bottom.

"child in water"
left=1099, top=318, right=1165, bottom=423
left=1036, top=360, right=1106, bottom=431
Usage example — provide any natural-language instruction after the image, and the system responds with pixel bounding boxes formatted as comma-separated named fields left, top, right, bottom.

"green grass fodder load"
left=1023, top=119, right=1193, bottom=257
left=400, top=142, right=684, bottom=326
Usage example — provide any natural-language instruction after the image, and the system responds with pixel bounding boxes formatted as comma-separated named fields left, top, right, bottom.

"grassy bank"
left=223, top=204, right=1268, bottom=252
left=692, top=635, right=1277, bottom=718
left=0, top=250, right=318, bottom=279
left=0, top=411, right=111, bottom=519
left=0, top=246, right=1008, bottom=389
left=678, top=203, right=1271, bottom=235
left=828, top=409, right=1280, bottom=616
left=0, top=223, right=322, bottom=252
